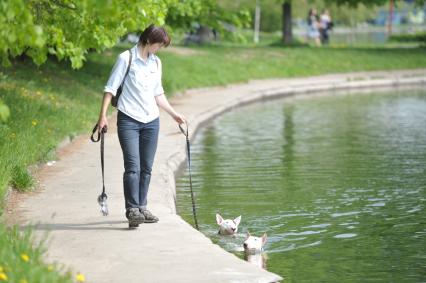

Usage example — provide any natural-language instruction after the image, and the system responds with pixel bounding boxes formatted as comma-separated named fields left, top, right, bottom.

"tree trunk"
left=282, top=1, right=292, bottom=44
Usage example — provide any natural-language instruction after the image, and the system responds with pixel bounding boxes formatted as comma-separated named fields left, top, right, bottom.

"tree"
left=282, top=0, right=292, bottom=44
left=166, top=0, right=251, bottom=42
left=1, top=0, right=172, bottom=69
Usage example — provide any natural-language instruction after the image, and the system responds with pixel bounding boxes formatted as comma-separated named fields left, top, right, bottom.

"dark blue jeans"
left=117, top=111, right=159, bottom=210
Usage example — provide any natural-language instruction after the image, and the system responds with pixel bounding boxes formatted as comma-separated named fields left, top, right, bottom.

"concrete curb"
left=12, top=69, right=426, bottom=283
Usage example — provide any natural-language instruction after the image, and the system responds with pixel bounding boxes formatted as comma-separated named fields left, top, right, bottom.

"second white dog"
left=243, top=231, right=267, bottom=253
left=216, top=213, right=241, bottom=235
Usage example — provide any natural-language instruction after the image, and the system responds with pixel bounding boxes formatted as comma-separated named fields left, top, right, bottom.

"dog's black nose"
left=243, top=243, right=248, bottom=248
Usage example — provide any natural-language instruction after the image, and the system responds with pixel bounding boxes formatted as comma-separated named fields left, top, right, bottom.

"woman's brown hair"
left=139, top=24, right=170, bottom=47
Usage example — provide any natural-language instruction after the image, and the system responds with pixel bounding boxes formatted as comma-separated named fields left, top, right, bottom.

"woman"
left=307, top=8, right=321, bottom=46
left=98, top=24, right=185, bottom=228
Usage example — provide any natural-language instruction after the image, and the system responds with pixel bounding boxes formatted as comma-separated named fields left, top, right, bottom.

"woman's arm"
left=155, top=94, right=185, bottom=124
left=97, top=92, right=113, bottom=131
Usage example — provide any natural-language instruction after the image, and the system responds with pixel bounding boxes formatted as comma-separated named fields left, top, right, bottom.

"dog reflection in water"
left=243, top=231, right=268, bottom=269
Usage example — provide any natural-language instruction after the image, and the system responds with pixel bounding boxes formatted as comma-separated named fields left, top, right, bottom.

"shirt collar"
left=133, top=44, right=155, bottom=64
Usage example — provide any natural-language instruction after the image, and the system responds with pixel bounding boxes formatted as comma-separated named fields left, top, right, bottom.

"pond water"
left=175, top=88, right=426, bottom=282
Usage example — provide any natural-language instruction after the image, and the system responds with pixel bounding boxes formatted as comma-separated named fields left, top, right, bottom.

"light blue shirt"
left=104, top=44, right=164, bottom=123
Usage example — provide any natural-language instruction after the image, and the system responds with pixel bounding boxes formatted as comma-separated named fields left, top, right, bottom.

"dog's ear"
left=216, top=213, right=223, bottom=225
left=233, top=215, right=241, bottom=226
left=261, top=233, right=268, bottom=246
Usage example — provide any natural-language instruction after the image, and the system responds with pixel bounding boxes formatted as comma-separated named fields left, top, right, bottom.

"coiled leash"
left=90, top=124, right=109, bottom=216
left=179, top=122, right=199, bottom=230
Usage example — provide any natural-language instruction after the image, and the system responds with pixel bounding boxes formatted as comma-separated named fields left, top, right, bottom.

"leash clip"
left=97, top=192, right=109, bottom=216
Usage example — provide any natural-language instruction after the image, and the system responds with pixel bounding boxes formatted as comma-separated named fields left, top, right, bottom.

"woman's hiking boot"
left=139, top=209, right=159, bottom=223
left=126, top=208, right=145, bottom=229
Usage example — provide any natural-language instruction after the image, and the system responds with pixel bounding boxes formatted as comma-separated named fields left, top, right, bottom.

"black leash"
left=179, top=122, right=199, bottom=230
left=91, top=124, right=109, bottom=216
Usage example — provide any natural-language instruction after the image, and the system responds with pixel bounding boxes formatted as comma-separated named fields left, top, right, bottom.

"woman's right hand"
left=97, top=115, right=108, bottom=132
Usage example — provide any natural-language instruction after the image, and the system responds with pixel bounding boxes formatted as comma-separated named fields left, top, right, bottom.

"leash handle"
left=91, top=124, right=108, bottom=142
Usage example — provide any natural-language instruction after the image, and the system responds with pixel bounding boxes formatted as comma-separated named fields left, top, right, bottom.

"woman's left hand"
left=173, top=113, right=186, bottom=124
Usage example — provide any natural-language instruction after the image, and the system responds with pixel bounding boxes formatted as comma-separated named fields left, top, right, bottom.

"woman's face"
left=148, top=43, right=164, bottom=54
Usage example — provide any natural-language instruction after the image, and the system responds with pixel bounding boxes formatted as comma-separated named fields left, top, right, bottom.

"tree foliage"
left=1, top=0, right=250, bottom=69
left=1, top=0, right=170, bottom=69
left=166, top=0, right=251, bottom=41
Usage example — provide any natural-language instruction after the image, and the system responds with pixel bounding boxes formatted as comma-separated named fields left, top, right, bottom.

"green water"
left=175, top=88, right=426, bottom=282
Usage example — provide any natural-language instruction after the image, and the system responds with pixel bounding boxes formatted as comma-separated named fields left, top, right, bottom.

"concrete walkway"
left=10, top=69, right=426, bottom=283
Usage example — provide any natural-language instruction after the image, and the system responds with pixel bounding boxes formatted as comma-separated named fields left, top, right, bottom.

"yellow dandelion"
left=10, top=133, right=16, bottom=139
left=21, top=253, right=30, bottom=262
left=0, top=265, right=3, bottom=272
left=0, top=272, right=8, bottom=281
left=19, top=279, right=28, bottom=283
left=36, top=91, right=42, bottom=96
left=76, top=273, right=85, bottom=282
left=47, top=265, right=54, bottom=271
left=31, top=120, right=38, bottom=126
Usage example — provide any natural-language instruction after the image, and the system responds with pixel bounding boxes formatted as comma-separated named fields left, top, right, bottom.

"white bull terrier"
left=216, top=213, right=241, bottom=235
left=243, top=231, right=267, bottom=254
left=244, top=252, right=267, bottom=270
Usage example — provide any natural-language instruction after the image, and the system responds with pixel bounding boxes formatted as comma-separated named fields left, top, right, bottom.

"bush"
left=389, top=32, right=426, bottom=45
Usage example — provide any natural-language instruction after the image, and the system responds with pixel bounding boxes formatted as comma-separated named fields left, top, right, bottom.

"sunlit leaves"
left=1, top=0, right=251, bottom=69
left=166, top=0, right=251, bottom=37
left=1, top=0, right=168, bottom=69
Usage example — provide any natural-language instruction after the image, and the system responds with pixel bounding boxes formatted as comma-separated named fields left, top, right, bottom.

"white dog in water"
left=216, top=213, right=241, bottom=235
left=243, top=231, right=268, bottom=269
left=243, top=231, right=267, bottom=253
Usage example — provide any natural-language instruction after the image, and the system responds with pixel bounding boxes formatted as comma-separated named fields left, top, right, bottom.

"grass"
left=0, top=225, right=76, bottom=282
left=159, top=44, right=426, bottom=94
left=0, top=41, right=426, bottom=281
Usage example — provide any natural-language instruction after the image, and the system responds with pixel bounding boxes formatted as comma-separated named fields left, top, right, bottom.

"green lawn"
left=0, top=43, right=425, bottom=282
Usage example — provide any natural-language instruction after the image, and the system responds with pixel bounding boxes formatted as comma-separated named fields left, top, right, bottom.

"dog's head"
left=243, top=231, right=267, bottom=253
left=216, top=213, right=241, bottom=235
